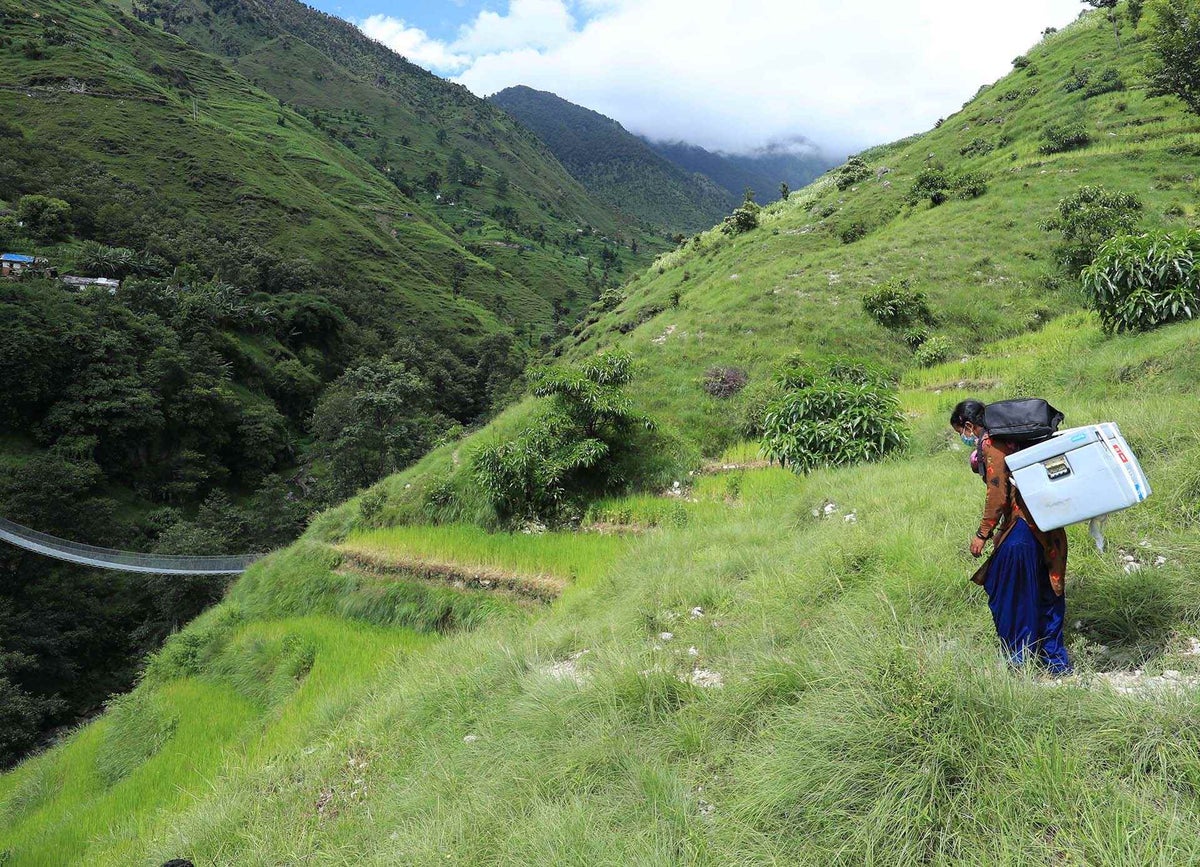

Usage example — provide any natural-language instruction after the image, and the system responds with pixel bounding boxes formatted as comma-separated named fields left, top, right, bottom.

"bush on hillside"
left=472, top=350, right=654, bottom=525
left=861, top=278, right=933, bottom=328
left=1084, top=68, right=1126, bottom=98
left=959, top=138, right=995, bottom=157
left=913, top=334, right=954, bottom=367
left=906, top=168, right=989, bottom=207
left=761, top=360, right=906, bottom=473
left=721, top=199, right=760, bottom=235
left=1042, top=184, right=1144, bottom=273
left=840, top=222, right=869, bottom=244
left=835, top=156, right=872, bottom=190
left=703, top=366, right=749, bottom=398
left=1081, top=229, right=1200, bottom=333
left=1146, top=0, right=1200, bottom=116
left=1039, top=119, right=1091, bottom=154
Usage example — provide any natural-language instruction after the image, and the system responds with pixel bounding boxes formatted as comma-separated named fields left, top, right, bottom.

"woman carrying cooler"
left=951, top=399, right=1071, bottom=675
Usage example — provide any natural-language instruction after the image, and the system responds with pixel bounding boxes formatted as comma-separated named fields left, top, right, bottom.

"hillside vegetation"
left=490, top=86, right=738, bottom=234
left=0, top=0, right=664, bottom=766
left=6, top=4, right=1200, bottom=864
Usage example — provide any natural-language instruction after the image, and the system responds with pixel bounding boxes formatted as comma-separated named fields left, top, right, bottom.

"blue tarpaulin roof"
left=1, top=253, right=36, bottom=263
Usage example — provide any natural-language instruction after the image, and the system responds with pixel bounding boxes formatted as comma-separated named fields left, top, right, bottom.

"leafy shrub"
left=1063, top=67, right=1092, bottom=94
left=1081, top=229, right=1200, bottom=333
left=902, top=324, right=930, bottom=349
left=1084, top=69, right=1125, bottom=98
left=835, top=157, right=872, bottom=190
left=914, top=335, right=954, bottom=367
left=761, top=361, right=906, bottom=473
left=721, top=200, right=760, bottom=235
left=1012, top=54, right=1031, bottom=69
left=861, top=278, right=933, bottom=328
left=597, top=286, right=626, bottom=310
left=703, top=366, right=749, bottom=398
left=840, top=222, right=869, bottom=244
left=959, top=138, right=995, bottom=157
left=1039, top=119, right=1091, bottom=154
left=472, top=350, right=652, bottom=525
left=906, top=168, right=988, bottom=206
left=1042, top=185, right=1143, bottom=273
left=953, top=171, right=988, bottom=199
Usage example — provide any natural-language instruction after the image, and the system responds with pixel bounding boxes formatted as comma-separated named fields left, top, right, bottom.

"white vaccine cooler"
left=1005, top=423, right=1151, bottom=532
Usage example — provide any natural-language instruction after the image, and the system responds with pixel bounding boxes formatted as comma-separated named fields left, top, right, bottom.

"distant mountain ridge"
left=643, top=137, right=836, bottom=204
left=488, top=86, right=737, bottom=234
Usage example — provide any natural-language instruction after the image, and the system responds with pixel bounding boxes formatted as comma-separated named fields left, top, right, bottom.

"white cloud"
left=452, top=0, right=576, bottom=54
left=363, top=0, right=1087, bottom=155
left=359, top=14, right=468, bottom=71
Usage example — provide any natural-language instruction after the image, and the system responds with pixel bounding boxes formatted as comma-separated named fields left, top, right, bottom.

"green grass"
left=343, top=523, right=633, bottom=588
left=0, top=614, right=431, bottom=865
left=9, top=7, right=1200, bottom=863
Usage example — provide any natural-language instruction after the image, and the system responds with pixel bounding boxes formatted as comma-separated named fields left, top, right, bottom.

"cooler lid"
left=1004, top=426, right=1099, bottom=471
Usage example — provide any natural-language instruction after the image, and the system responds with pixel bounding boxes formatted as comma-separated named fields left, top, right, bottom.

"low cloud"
left=361, top=0, right=1085, bottom=155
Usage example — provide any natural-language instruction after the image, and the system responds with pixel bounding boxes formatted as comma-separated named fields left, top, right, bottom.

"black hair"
left=950, top=399, right=986, bottom=429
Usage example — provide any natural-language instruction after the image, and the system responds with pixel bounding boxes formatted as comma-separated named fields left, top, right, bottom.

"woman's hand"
left=970, top=536, right=987, bottom=558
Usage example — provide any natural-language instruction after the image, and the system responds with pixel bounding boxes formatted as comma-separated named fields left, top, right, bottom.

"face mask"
left=961, top=434, right=978, bottom=447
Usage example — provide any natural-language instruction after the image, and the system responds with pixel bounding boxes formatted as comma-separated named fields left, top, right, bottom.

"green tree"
left=311, top=358, right=446, bottom=496
left=1128, top=0, right=1145, bottom=27
left=16, top=194, right=71, bottom=241
left=472, top=350, right=650, bottom=525
left=779, top=182, right=790, bottom=201
left=1145, top=0, right=1200, bottom=115
left=495, top=171, right=510, bottom=197
left=1042, top=185, right=1143, bottom=273
left=1083, top=0, right=1123, bottom=48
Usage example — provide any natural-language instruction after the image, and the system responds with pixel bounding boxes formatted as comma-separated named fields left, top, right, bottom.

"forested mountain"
left=489, top=85, right=738, bottom=233
left=644, top=136, right=835, bottom=203
left=0, top=0, right=663, bottom=765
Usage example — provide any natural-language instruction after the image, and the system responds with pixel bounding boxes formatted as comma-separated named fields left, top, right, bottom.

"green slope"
left=490, top=86, right=738, bottom=234
left=7, top=6, right=1200, bottom=864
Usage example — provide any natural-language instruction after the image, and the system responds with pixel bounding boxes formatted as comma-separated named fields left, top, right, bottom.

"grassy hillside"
left=5, top=311, right=1200, bottom=864
left=563, top=13, right=1200, bottom=455
left=0, top=0, right=668, bottom=769
left=6, top=5, right=1200, bottom=863
left=490, top=86, right=738, bottom=234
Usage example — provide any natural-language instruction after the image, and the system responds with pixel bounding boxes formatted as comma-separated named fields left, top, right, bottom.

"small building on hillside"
left=1, top=253, right=50, bottom=278
left=60, top=275, right=120, bottom=292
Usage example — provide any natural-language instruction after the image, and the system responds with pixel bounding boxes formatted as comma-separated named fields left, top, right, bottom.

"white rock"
left=1124, top=563, right=1143, bottom=574
left=689, top=668, right=724, bottom=688
left=688, top=646, right=700, bottom=657
left=1154, top=556, right=1168, bottom=567
left=660, top=632, right=675, bottom=642
left=690, top=607, right=705, bottom=618
left=843, top=512, right=858, bottom=524
left=463, top=734, right=478, bottom=744
left=1185, top=637, right=1200, bottom=657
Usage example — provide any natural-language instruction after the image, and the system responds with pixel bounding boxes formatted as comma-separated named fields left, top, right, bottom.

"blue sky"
left=302, top=0, right=1087, bottom=155
left=310, top=1, right=475, bottom=40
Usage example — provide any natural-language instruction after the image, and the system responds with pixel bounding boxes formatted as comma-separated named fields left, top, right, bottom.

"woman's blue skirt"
left=984, top=519, right=1071, bottom=674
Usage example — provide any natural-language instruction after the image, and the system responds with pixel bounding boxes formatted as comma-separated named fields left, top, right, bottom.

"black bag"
left=973, top=398, right=1064, bottom=483
left=983, top=398, right=1064, bottom=443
